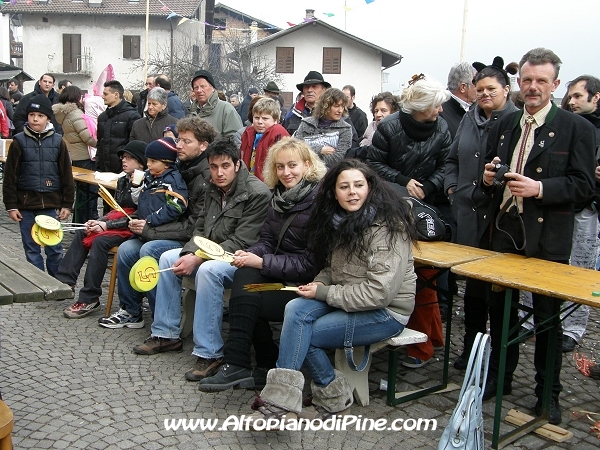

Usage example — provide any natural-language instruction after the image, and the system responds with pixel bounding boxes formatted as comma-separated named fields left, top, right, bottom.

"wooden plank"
left=0, top=259, right=74, bottom=302
left=413, top=241, right=499, bottom=268
left=0, top=284, right=13, bottom=305
left=505, top=409, right=572, bottom=443
left=0, top=262, right=44, bottom=302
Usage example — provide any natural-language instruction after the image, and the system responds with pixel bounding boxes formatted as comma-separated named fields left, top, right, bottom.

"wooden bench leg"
left=105, top=247, right=119, bottom=316
left=334, top=346, right=372, bottom=406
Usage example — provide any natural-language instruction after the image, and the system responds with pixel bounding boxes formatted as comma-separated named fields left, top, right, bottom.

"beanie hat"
left=118, top=140, right=148, bottom=168
left=145, top=137, right=178, bottom=163
left=26, top=94, right=54, bottom=119
left=249, top=87, right=259, bottom=95
left=191, top=70, right=216, bottom=89
left=163, top=123, right=179, bottom=139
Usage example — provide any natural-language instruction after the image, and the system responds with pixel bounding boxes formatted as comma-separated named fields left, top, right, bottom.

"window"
left=62, top=34, right=81, bottom=73
left=123, top=35, right=141, bottom=59
left=322, top=47, right=341, bottom=74
left=276, top=47, right=294, bottom=74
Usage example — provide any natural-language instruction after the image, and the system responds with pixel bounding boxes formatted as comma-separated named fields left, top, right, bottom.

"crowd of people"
left=2, top=45, right=599, bottom=427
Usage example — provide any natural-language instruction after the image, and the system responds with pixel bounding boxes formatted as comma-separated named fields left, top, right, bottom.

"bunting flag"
left=365, top=0, right=376, bottom=4
left=322, top=12, right=335, bottom=17
left=287, top=22, right=296, bottom=27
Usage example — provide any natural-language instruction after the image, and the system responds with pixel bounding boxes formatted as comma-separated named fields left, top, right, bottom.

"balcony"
left=10, top=42, right=23, bottom=58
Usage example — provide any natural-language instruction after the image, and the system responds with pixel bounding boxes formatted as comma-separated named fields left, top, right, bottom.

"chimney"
left=250, top=21, right=258, bottom=44
left=305, top=9, right=315, bottom=20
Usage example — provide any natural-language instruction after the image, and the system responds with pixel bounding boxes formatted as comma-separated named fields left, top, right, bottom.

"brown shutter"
left=132, top=36, right=140, bottom=59
left=63, top=34, right=81, bottom=72
left=276, top=47, right=294, bottom=73
left=323, top=47, right=341, bottom=74
left=62, top=34, right=70, bottom=72
left=123, top=36, right=131, bottom=59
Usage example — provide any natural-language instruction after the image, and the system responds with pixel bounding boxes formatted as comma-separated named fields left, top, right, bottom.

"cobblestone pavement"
left=1, top=190, right=600, bottom=449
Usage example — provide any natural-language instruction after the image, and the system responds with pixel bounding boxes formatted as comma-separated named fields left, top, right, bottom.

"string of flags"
left=0, top=0, right=378, bottom=28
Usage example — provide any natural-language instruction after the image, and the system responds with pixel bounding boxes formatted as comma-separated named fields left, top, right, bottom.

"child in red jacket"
left=239, top=97, right=289, bottom=181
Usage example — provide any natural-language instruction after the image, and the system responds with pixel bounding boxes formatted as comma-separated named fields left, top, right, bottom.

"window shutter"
left=276, top=47, right=294, bottom=73
left=63, top=34, right=81, bottom=72
left=323, top=48, right=341, bottom=74
left=123, top=36, right=131, bottom=59
left=132, top=36, right=140, bottom=59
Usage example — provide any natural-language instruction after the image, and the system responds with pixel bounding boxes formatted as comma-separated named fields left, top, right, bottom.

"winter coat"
left=181, top=161, right=271, bottom=255
left=314, top=223, right=416, bottom=321
left=166, top=91, right=186, bottom=119
left=348, top=104, right=368, bottom=139
left=239, top=94, right=253, bottom=123
left=477, top=103, right=596, bottom=260
left=13, top=82, right=61, bottom=134
left=444, top=100, right=518, bottom=247
left=52, top=102, right=97, bottom=161
left=293, top=116, right=352, bottom=168
left=367, top=112, right=452, bottom=204
left=137, top=166, right=188, bottom=228
left=141, top=153, right=210, bottom=243
left=240, top=123, right=289, bottom=180
left=360, top=121, right=378, bottom=147
left=136, top=89, right=149, bottom=118
left=130, top=108, right=178, bottom=144
left=440, top=96, right=468, bottom=139
left=96, top=99, right=140, bottom=173
left=3, top=125, right=74, bottom=211
left=189, top=90, right=243, bottom=138
left=247, top=185, right=319, bottom=282
left=0, top=102, right=8, bottom=138
left=104, top=175, right=139, bottom=230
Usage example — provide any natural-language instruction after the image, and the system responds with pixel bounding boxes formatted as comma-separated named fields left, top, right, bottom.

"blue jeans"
left=117, top=238, right=181, bottom=316
left=151, top=248, right=236, bottom=359
left=20, top=209, right=63, bottom=277
left=277, top=298, right=404, bottom=386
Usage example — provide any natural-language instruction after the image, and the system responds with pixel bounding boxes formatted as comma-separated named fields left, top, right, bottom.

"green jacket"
left=189, top=90, right=243, bottom=138
left=314, top=223, right=416, bottom=321
left=181, top=161, right=271, bottom=255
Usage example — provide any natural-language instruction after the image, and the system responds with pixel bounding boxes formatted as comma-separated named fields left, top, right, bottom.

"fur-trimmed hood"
left=52, top=102, right=81, bottom=123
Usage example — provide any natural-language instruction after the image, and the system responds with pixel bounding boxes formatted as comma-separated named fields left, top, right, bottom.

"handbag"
left=408, top=197, right=452, bottom=242
left=438, top=332, right=491, bottom=450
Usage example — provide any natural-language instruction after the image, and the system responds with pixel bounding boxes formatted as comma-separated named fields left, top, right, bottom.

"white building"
left=242, top=10, right=402, bottom=113
left=1, top=0, right=204, bottom=93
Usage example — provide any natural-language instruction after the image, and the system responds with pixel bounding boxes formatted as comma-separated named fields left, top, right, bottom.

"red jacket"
left=0, top=102, right=9, bottom=138
left=239, top=123, right=289, bottom=181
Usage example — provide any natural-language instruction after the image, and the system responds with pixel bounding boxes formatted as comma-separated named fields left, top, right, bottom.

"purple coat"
left=247, top=185, right=319, bottom=282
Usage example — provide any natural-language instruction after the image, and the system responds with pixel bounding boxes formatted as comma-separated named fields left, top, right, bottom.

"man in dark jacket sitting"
left=131, top=138, right=271, bottom=386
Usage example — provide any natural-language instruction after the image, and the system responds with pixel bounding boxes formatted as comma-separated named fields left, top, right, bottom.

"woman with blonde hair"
left=198, top=137, right=326, bottom=391
left=293, top=88, right=353, bottom=168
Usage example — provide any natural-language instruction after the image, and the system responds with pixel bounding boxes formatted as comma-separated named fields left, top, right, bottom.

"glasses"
left=120, top=154, right=134, bottom=161
left=174, top=138, right=194, bottom=145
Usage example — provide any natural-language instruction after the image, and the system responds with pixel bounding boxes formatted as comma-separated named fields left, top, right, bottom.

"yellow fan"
left=243, top=283, right=300, bottom=292
left=193, top=236, right=236, bottom=263
left=98, top=185, right=133, bottom=220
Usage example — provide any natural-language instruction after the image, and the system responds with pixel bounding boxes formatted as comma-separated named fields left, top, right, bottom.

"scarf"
left=398, top=111, right=437, bottom=142
left=271, top=179, right=317, bottom=214
left=81, top=208, right=135, bottom=250
left=331, top=205, right=377, bottom=230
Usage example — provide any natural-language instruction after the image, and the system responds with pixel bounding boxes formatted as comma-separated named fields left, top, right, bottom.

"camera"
left=491, top=163, right=511, bottom=187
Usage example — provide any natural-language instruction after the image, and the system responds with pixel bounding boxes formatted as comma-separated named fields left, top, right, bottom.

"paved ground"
left=1, top=189, right=600, bottom=449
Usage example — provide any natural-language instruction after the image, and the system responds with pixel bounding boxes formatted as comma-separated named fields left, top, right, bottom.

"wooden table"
left=451, top=253, right=600, bottom=448
left=71, top=167, right=118, bottom=223
left=0, top=255, right=74, bottom=305
left=385, top=241, right=499, bottom=406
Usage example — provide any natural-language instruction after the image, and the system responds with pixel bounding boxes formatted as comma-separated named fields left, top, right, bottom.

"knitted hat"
left=191, top=70, right=216, bottom=89
left=145, top=137, right=178, bottom=162
left=163, top=123, right=179, bottom=138
left=26, top=94, right=53, bottom=119
left=118, top=140, right=148, bottom=168
left=249, top=87, right=259, bottom=95
left=264, top=81, right=280, bottom=94
left=296, top=71, right=331, bottom=91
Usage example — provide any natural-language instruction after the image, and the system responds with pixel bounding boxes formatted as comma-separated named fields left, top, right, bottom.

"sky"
left=220, top=0, right=600, bottom=101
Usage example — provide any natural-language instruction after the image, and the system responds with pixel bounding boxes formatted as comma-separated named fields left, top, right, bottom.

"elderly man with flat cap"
left=189, top=69, right=242, bottom=137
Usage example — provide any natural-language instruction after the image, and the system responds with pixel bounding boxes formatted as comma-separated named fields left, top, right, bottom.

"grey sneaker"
left=185, top=357, right=223, bottom=381
left=133, top=336, right=183, bottom=355
left=98, top=308, right=144, bottom=329
left=63, top=300, right=100, bottom=318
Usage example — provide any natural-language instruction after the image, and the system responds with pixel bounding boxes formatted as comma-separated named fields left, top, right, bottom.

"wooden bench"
left=0, top=256, right=74, bottom=305
left=334, top=328, right=428, bottom=406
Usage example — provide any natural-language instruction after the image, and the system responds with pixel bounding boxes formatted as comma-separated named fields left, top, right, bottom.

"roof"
left=0, top=62, right=34, bottom=82
left=214, top=2, right=280, bottom=32
left=243, top=19, right=402, bottom=70
left=0, top=0, right=201, bottom=17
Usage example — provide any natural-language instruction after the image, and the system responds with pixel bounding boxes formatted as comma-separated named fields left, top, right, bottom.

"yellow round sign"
left=35, top=214, right=61, bottom=231
left=193, top=236, right=235, bottom=263
left=31, top=223, right=46, bottom=247
left=37, top=226, right=64, bottom=246
left=129, top=256, right=160, bottom=292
